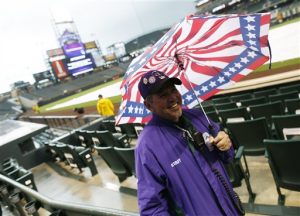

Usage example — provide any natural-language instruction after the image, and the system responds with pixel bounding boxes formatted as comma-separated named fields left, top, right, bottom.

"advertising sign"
left=46, top=48, right=64, bottom=58
left=63, top=41, right=86, bottom=58
left=66, top=53, right=95, bottom=76
left=33, top=71, right=53, bottom=82
left=90, top=50, right=105, bottom=67
left=84, top=41, right=97, bottom=49
left=58, top=29, right=95, bottom=76
left=51, top=60, right=68, bottom=79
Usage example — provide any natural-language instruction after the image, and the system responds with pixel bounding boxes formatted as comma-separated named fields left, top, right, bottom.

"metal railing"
left=0, top=173, right=139, bottom=216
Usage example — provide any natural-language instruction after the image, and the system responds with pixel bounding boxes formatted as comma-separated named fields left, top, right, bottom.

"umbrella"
left=116, top=13, right=271, bottom=125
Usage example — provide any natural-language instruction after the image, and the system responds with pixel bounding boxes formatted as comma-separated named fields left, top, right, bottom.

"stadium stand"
left=1, top=5, right=300, bottom=215
left=125, top=29, right=169, bottom=55
left=0, top=99, right=23, bottom=121
left=18, top=63, right=130, bottom=107
left=195, top=0, right=300, bottom=25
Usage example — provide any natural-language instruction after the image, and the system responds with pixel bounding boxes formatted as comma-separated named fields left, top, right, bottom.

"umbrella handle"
left=175, top=52, right=218, bottom=137
left=208, top=124, right=218, bottom=137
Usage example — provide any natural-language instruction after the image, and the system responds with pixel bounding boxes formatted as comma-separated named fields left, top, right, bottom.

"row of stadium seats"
left=224, top=114, right=300, bottom=204
left=203, top=98, right=299, bottom=127
left=44, top=142, right=98, bottom=177
left=0, top=158, right=37, bottom=191
left=74, top=129, right=130, bottom=149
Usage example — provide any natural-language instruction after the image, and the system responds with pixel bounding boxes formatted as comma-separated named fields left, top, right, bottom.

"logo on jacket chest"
left=171, top=158, right=181, bottom=167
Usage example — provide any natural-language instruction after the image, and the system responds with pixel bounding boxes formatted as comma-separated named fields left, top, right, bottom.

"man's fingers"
left=211, top=131, right=232, bottom=151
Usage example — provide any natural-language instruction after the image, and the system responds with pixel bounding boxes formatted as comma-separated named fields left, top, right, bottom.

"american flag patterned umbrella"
left=116, top=13, right=271, bottom=125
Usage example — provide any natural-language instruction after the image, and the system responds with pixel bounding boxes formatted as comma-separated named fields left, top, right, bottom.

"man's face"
left=144, top=83, right=182, bottom=122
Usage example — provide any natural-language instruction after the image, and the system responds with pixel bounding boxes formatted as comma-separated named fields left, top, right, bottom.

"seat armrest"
left=117, top=134, right=130, bottom=148
left=235, top=146, right=244, bottom=160
left=79, top=148, right=93, bottom=163
left=264, top=150, right=268, bottom=158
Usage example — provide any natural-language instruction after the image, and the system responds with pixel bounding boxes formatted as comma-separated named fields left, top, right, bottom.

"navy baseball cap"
left=138, top=70, right=182, bottom=99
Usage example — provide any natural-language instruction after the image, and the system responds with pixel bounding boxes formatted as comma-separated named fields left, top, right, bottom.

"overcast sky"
left=0, top=0, right=195, bottom=94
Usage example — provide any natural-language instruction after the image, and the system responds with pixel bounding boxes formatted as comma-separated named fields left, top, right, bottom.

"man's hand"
left=209, top=131, right=232, bottom=151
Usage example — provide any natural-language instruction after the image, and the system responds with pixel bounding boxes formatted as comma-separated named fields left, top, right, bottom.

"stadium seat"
left=94, top=146, right=131, bottom=182
left=269, top=90, right=299, bottom=104
left=240, top=96, right=267, bottom=107
left=279, top=82, right=300, bottom=93
left=114, top=146, right=136, bottom=176
left=226, top=117, right=271, bottom=156
left=6, top=166, right=38, bottom=191
left=133, top=123, right=145, bottom=137
left=218, top=107, right=251, bottom=126
left=212, top=96, right=232, bottom=104
left=249, top=101, right=285, bottom=128
left=206, top=111, right=221, bottom=123
left=285, top=98, right=300, bottom=114
left=253, top=88, right=278, bottom=100
left=99, top=119, right=118, bottom=133
left=264, top=139, right=300, bottom=205
left=74, top=130, right=92, bottom=148
left=119, top=123, right=138, bottom=140
left=230, top=93, right=253, bottom=102
left=56, top=143, right=98, bottom=176
left=214, top=102, right=238, bottom=111
left=199, top=100, right=213, bottom=107
left=201, top=104, right=216, bottom=113
left=85, top=131, right=104, bottom=147
left=46, top=142, right=66, bottom=162
left=96, top=130, right=130, bottom=148
left=271, top=114, right=300, bottom=140
left=1, top=158, right=18, bottom=172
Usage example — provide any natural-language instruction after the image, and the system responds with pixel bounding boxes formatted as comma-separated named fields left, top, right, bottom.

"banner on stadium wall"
left=59, top=29, right=84, bottom=57
left=90, top=50, right=105, bottom=67
left=33, top=70, right=53, bottom=82
left=51, top=60, right=68, bottom=79
left=46, top=48, right=64, bottom=58
left=63, top=41, right=86, bottom=58
left=84, top=41, right=97, bottom=49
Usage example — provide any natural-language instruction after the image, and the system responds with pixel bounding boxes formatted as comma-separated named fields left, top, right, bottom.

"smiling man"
left=135, top=70, right=244, bottom=216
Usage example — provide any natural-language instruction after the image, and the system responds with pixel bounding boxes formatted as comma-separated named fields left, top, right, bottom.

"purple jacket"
left=135, top=109, right=238, bottom=216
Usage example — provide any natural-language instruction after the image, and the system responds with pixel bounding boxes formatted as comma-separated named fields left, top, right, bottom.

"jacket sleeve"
left=96, top=101, right=102, bottom=115
left=135, top=146, right=172, bottom=216
left=217, top=145, right=235, bottom=163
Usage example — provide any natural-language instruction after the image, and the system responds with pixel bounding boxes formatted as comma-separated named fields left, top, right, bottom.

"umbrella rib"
left=175, top=47, right=213, bottom=128
left=180, top=67, right=212, bottom=127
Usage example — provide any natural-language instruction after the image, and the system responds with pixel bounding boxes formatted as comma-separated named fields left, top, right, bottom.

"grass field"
left=40, top=78, right=122, bottom=113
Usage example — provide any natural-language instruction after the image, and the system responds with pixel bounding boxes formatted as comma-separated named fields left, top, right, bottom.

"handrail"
left=0, top=173, right=139, bottom=216
left=27, top=115, right=78, bottom=119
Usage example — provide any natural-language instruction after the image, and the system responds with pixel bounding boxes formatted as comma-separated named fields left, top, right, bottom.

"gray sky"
left=0, top=0, right=195, bottom=94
